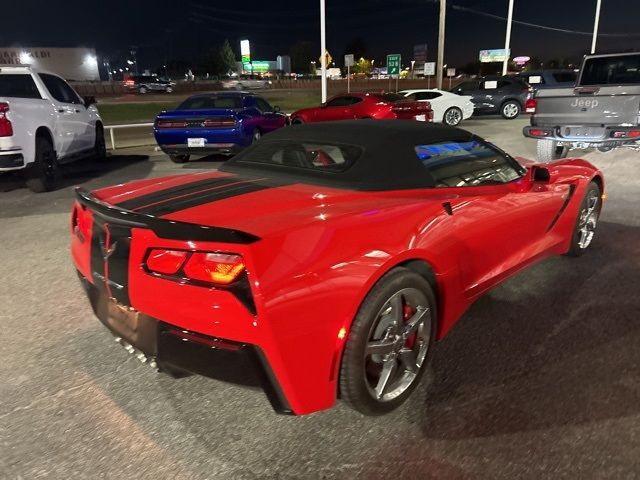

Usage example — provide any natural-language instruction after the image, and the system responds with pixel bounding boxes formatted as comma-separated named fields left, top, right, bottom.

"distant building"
left=277, top=55, right=291, bottom=74
left=0, top=47, right=100, bottom=81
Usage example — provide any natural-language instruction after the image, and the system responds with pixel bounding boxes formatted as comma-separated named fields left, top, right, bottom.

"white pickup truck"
left=0, top=66, right=105, bottom=192
left=523, top=53, right=640, bottom=161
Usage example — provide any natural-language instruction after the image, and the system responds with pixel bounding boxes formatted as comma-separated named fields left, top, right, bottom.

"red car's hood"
left=91, top=171, right=433, bottom=239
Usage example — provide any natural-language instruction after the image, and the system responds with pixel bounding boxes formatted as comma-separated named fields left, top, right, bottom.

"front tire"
left=291, top=117, right=304, bottom=125
left=94, top=124, right=107, bottom=160
left=501, top=100, right=521, bottom=119
left=340, top=267, right=437, bottom=415
left=252, top=129, right=262, bottom=144
left=25, top=136, right=58, bottom=193
left=443, top=107, right=463, bottom=126
left=138, top=86, right=148, bottom=94
left=566, top=181, right=602, bottom=257
left=537, top=139, right=568, bottom=163
left=169, top=154, right=190, bottom=163
left=165, top=86, right=173, bottom=93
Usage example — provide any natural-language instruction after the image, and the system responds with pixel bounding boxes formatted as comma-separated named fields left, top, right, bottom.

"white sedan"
left=399, top=89, right=474, bottom=126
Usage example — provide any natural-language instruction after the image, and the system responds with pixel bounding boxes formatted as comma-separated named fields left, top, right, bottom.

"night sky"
left=3, top=0, right=640, bottom=71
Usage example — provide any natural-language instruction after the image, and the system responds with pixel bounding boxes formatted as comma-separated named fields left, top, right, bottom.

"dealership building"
left=0, top=47, right=100, bottom=81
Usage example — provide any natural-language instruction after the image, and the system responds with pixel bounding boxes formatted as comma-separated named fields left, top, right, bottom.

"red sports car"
left=71, top=121, right=603, bottom=416
left=290, top=92, right=433, bottom=124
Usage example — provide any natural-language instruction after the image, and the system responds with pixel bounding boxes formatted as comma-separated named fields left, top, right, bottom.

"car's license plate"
left=108, top=299, right=139, bottom=333
left=188, top=138, right=206, bottom=147
left=415, top=114, right=427, bottom=122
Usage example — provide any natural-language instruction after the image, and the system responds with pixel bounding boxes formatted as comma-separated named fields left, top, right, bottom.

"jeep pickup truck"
left=0, top=66, right=105, bottom=192
left=523, top=52, right=640, bottom=162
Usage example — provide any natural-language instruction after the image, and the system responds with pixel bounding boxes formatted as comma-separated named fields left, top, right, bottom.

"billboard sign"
left=344, top=54, right=354, bottom=67
left=240, top=40, right=251, bottom=63
left=513, top=55, right=531, bottom=65
left=413, top=43, right=428, bottom=69
left=479, top=49, right=510, bottom=63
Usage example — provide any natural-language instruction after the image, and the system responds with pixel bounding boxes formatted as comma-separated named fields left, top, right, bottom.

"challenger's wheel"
left=443, top=107, right=463, bottom=126
left=501, top=100, right=521, bottom=119
left=291, top=117, right=304, bottom=125
left=169, top=154, right=190, bottom=163
left=252, top=129, right=262, bottom=143
left=94, top=125, right=107, bottom=160
left=537, top=139, right=568, bottom=163
left=567, top=181, right=602, bottom=257
left=25, top=136, right=58, bottom=193
left=340, top=267, right=437, bottom=415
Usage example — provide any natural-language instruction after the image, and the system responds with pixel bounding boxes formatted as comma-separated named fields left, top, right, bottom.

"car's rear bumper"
left=0, top=149, right=25, bottom=171
left=77, top=271, right=293, bottom=414
left=159, top=144, right=244, bottom=156
left=523, top=124, right=640, bottom=145
left=155, top=127, right=251, bottom=155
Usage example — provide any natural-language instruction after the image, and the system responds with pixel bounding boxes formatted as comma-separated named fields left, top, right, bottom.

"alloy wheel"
left=503, top=102, right=519, bottom=118
left=363, top=288, right=432, bottom=402
left=444, top=108, right=462, bottom=126
left=577, top=190, right=600, bottom=249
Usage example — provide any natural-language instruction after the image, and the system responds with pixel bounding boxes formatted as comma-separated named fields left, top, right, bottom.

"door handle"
left=75, top=109, right=80, bottom=113
left=58, top=109, right=65, bottom=113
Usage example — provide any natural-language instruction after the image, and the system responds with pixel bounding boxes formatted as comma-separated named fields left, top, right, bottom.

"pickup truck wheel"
left=340, top=267, right=437, bottom=415
left=537, top=139, right=568, bottom=163
left=94, top=125, right=107, bottom=160
left=566, top=182, right=601, bottom=257
left=501, top=101, right=521, bottom=119
left=169, top=154, right=190, bottom=163
left=25, top=136, right=58, bottom=193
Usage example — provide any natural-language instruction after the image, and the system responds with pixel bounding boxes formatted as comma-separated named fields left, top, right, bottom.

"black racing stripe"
left=116, top=175, right=241, bottom=211
left=90, top=218, right=132, bottom=306
left=547, top=184, right=577, bottom=232
left=137, top=181, right=281, bottom=217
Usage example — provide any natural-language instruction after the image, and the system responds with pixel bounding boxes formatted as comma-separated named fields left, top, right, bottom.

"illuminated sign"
left=479, top=49, right=510, bottom=63
left=513, top=56, right=531, bottom=65
left=240, top=40, right=250, bottom=63
left=243, top=61, right=270, bottom=72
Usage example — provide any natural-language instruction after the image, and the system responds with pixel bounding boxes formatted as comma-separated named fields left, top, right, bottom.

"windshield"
left=581, top=55, right=640, bottom=85
left=178, top=96, right=243, bottom=110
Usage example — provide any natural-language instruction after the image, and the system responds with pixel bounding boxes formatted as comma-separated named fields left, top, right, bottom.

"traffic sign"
left=386, top=54, right=401, bottom=76
left=446, top=67, right=456, bottom=77
left=423, top=62, right=435, bottom=76
left=319, top=50, right=332, bottom=67
left=344, top=54, right=354, bottom=67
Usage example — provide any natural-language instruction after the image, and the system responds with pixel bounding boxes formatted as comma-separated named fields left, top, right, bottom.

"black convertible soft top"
left=220, top=120, right=475, bottom=191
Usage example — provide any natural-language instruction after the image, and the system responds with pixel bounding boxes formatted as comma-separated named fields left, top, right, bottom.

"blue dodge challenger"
left=153, top=92, right=289, bottom=163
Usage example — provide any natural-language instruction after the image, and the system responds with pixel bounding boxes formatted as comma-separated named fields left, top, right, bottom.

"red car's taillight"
left=525, top=98, right=537, bottom=113
left=124, top=79, right=135, bottom=86
left=0, top=102, right=13, bottom=137
left=156, top=120, right=188, bottom=128
left=145, top=249, right=245, bottom=285
left=204, top=117, right=236, bottom=128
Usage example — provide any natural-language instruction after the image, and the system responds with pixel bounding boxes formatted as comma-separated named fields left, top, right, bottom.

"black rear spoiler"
left=74, top=187, right=260, bottom=244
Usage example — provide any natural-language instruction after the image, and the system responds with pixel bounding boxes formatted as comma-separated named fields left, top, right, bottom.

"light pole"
left=436, top=0, right=446, bottom=90
left=591, top=0, right=602, bottom=54
left=320, top=0, right=327, bottom=103
left=502, top=0, right=514, bottom=75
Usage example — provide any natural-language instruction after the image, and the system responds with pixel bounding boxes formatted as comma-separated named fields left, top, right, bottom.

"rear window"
left=178, top=96, right=242, bottom=110
left=0, top=74, right=41, bottom=99
left=237, top=141, right=362, bottom=172
left=552, top=71, right=577, bottom=83
left=581, top=55, right=640, bottom=85
left=371, top=93, right=406, bottom=103
left=415, top=140, right=524, bottom=187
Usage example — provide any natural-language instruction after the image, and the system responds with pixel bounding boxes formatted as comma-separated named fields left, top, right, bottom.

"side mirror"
left=273, top=105, right=281, bottom=112
left=83, top=96, right=97, bottom=108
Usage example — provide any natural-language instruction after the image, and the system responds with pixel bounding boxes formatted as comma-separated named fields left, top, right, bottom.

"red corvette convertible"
left=71, top=121, right=603, bottom=416
left=290, top=92, right=433, bottom=124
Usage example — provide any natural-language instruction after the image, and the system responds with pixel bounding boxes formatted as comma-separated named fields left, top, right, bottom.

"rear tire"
left=291, top=117, right=304, bottom=125
left=25, top=136, right=58, bottom=193
left=165, top=86, right=173, bottom=93
left=340, top=267, right=437, bottom=415
left=501, top=100, right=521, bottom=119
left=566, top=181, right=602, bottom=257
left=537, top=139, right=568, bottom=163
left=169, top=154, right=190, bottom=163
left=443, top=107, right=463, bottom=126
left=138, top=86, right=148, bottom=94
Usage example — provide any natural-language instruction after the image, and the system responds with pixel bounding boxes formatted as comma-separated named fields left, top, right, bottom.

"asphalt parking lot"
left=1, top=117, right=639, bottom=479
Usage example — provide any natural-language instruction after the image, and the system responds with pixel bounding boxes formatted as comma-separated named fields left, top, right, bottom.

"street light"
left=591, top=0, right=602, bottom=53
left=320, top=0, right=327, bottom=103
left=502, top=0, right=514, bottom=75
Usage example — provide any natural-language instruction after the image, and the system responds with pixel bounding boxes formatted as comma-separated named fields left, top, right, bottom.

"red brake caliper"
left=403, top=301, right=417, bottom=349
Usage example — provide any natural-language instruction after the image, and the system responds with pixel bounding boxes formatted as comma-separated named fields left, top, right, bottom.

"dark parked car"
left=124, top=75, right=174, bottom=94
left=512, top=70, right=577, bottom=92
left=451, top=76, right=532, bottom=119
